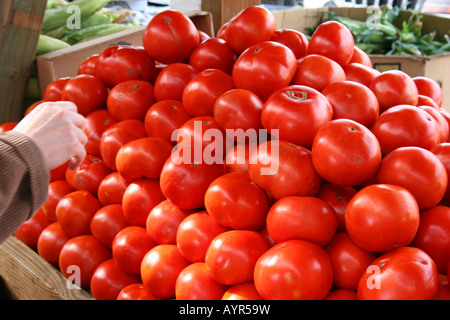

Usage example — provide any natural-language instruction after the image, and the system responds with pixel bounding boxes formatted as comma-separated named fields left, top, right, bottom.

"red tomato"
left=37, top=221, right=70, bottom=267
left=345, top=184, right=420, bottom=252
left=325, top=289, right=358, bottom=300
left=146, top=200, right=191, bottom=245
left=370, top=70, right=419, bottom=112
left=312, top=119, right=382, bottom=186
left=291, top=54, right=346, bottom=92
left=144, top=99, right=191, bottom=144
left=41, top=179, right=74, bottom=222
left=261, top=85, right=333, bottom=148
left=357, top=247, right=439, bottom=300
left=417, top=94, right=441, bottom=110
left=107, top=80, right=155, bottom=121
left=43, top=77, right=71, bottom=101
left=343, top=62, right=381, bottom=87
left=254, top=239, right=333, bottom=300
left=222, top=282, right=263, bottom=300
left=175, top=262, right=228, bottom=300
left=112, top=226, right=157, bottom=276
left=224, top=143, right=254, bottom=174
left=50, top=161, right=69, bottom=182
left=324, top=232, right=376, bottom=290
left=90, top=204, right=128, bottom=249
left=205, top=230, right=270, bottom=285
left=153, top=63, right=197, bottom=101
left=204, top=172, right=270, bottom=230
left=189, top=37, right=237, bottom=75
left=99, top=119, right=147, bottom=170
left=412, top=205, right=450, bottom=274
left=307, top=20, right=354, bottom=66
left=198, top=30, right=210, bottom=43
left=77, top=54, right=99, bottom=76
left=376, top=147, right=447, bottom=210
left=121, top=178, right=166, bottom=227
left=232, top=41, right=297, bottom=101
left=348, top=46, right=372, bottom=67
left=97, top=172, right=131, bottom=206
left=59, top=235, right=111, bottom=289
left=413, top=76, right=443, bottom=107
left=90, top=258, right=141, bottom=300
left=61, top=74, right=108, bottom=116
left=0, top=122, right=17, bottom=132
left=14, top=208, right=52, bottom=251
left=182, top=68, right=235, bottom=117
left=434, top=274, right=450, bottom=300
left=432, top=143, right=450, bottom=204
left=371, top=105, right=441, bottom=155
left=271, top=28, right=309, bottom=60
left=115, top=137, right=172, bottom=181
left=322, top=80, right=380, bottom=128
left=248, top=140, right=322, bottom=200
left=419, top=105, right=449, bottom=143
left=140, top=244, right=190, bottom=299
left=117, top=283, right=162, bottom=300
left=176, top=211, right=230, bottom=263
left=224, top=5, right=277, bottom=55
left=266, top=196, right=338, bottom=246
left=84, top=109, right=117, bottom=156
left=56, top=190, right=101, bottom=238
left=143, top=10, right=200, bottom=64
left=95, top=45, right=155, bottom=88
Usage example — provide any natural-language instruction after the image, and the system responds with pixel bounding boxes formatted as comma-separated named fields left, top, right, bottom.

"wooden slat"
left=0, top=236, right=93, bottom=300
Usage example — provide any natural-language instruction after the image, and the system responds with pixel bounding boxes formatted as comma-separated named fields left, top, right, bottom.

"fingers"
left=68, top=142, right=87, bottom=170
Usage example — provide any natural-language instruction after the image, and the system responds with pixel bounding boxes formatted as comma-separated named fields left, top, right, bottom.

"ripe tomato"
left=232, top=41, right=297, bottom=101
left=56, top=190, right=101, bottom=238
left=419, top=105, right=449, bottom=143
left=90, top=258, right=140, bottom=300
left=307, top=20, right=354, bottom=67
left=254, top=239, right=333, bottom=300
left=121, top=178, right=165, bottom=227
left=343, top=62, right=381, bottom=88
left=107, top=80, right=155, bottom=121
left=95, top=45, right=155, bottom=88
left=182, top=68, right=235, bottom=117
left=376, top=147, right=447, bottom=210
left=143, top=10, right=200, bottom=64
left=117, top=283, right=161, bottom=300
left=248, top=140, right=322, bottom=200
left=371, top=105, right=441, bottom=155
left=348, top=46, right=372, bottom=67
left=224, top=143, right=254, bottom=174
left=112, top=226, right=157, bottom=276
left=41, top=179, right=74, bottom=222
left=14, top=208, right=52, bottom=251
left=50, top=161, right=69, bottom=182
left=43, top=77, right=71, bottom=101
left=0, top=121, right=17, bottom=132
left=205, top=230, right=270, bottom=285
left=322, top=80, right=380, bottom=128
left=434, top=274, right=450, bottom=300
left=90, top=204, right=128, bottom=249
left=37, top=221, right=70, bottom=267
left=412, top=205, right=450, bottom=274
left=175, top=262, right=228, bottom=300
left=140, top=244, right=190, bottom=299
left=189, top=37, right=237, bottom=75
left=77, top=54, right=99, bottom=76
left=61, top=74, right=108, bottom=116
left=266, top=196, right=338, bottom=246
left=204, top=172, right=270, bottom=230
left=59, top=235, right=111, bottom=289
left=115, top=137, right=172, bottom=181
left=223, top=5, right=276, bottom=55
left=84, top=109, right=117, bottom=156
left=370, top=70, right=419, bottom=112
left=357, top=247, right=439, bottom=300
left=153, top=63, right=197, bottom=101
left=432, top=143, right=450, bottom=204
left=99, top=119, right=147, bottom=170
left=417, top=94, right=441, bottom=110
left=222, top=282, right=263, bottom=300
left=413, top=76, right=443, bottom=107
left=97, top=172, right=131, bottom=206
left=291, top=54, right=346, bottom=92
left=271, top=28, right=309, bottom=60
left=312, top=119, right=381, bottom=186
left=324, top=232, right=376, bottom=290
left=261, top=85, right=333, bottom=148
left=176, top=211, right=230, bottom=263
left=345, top=184, right=420, bottom=252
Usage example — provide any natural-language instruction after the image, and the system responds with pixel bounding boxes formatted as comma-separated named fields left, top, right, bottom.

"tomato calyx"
left=283, top=90, right=308, bottom=102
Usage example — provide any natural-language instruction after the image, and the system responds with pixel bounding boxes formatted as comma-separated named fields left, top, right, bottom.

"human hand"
left=13, top=101, right=88, bottom=171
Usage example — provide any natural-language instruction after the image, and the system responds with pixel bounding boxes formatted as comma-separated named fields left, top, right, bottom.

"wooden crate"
left=0, top=236, right=93, bottom=300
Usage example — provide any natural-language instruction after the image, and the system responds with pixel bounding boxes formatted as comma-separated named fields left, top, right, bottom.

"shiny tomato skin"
left=312, top=119, right=382, bottom=186
left=97, top=172, right=131, bottom=206
left=14, top=208, right=52, bottom=251
left=271, top=28, right=309, bottom=59
left=413, top=76, right=443, bottom=107
left=261, top=85, right=333, bottom=148
left=90, top=204, right=129, bottom=249
left=307, top=20, right=354, bottom=67
left=205, top=230, right=270, bottom=285
left=254, top=239, right=333, bottom=300
left=222, top=281, right=263, bottom=300
left=343, top=62, right=380, bottom=87
left=357, top=247, right=439, bottom=300
left=432, top=143, right=450, bottom=204
left=143, top=10, right=200, bottom=64
left=224, top=143, right=254, bottom=174
left=345, top=184, right=420, bottom=252
left=419, top=105, right=449, bottom=143
left=84, top=109, right=117, bottom=156
left=117, top=283, right=162, bottom=300
left=232, top=41, right=297, bottom=101
left=41, top=179, right=74, bottom=222
left=43, top=77, right=71, bottom=101
left=348, top=46, right=372, bottom=67
left=77, top=54, right=99, bottom=76
left=376, top=147, right=447, bottom=210
left=189, top=37, right=237, bottom=75
left=153, top=63, right=197, bottom=102
left=37, top=221, right=70, bottom=267
left=417, top=94, right=441, bottom=110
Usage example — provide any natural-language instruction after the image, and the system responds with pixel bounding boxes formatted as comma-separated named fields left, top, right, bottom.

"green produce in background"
left=36, top=34, right=70, bottom=55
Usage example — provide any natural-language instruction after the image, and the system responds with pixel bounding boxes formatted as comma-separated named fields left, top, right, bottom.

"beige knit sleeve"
left=0, top=131, right=50, bottom=244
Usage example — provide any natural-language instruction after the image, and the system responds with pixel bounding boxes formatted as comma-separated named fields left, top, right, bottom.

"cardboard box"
left=36, top=11, right=213, bottom=95
left=272, top=7, right=450, bottom=110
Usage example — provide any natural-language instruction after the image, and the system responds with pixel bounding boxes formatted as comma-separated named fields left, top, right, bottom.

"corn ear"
left=36, top=34, right=70, bottom=55
left=62, top=24, right=134, bottom=45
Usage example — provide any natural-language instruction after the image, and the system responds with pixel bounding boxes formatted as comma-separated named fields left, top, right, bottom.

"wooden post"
left=0, top=0, right=46, bottom=123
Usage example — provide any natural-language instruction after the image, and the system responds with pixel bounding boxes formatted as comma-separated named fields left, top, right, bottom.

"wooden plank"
left=0, top=236, right=93, bottom=300
left=0, top=0, right=46, bottom=124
